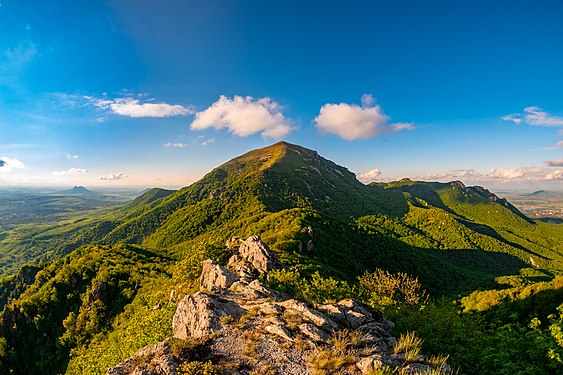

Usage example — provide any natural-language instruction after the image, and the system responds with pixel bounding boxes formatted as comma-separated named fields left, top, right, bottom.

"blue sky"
left=1, top=0, right=562, bottom=190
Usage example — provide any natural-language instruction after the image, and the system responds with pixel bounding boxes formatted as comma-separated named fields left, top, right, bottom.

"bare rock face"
left=227, top=235, right=281, bottom=276
left=172, top=292, right=245, bottom=339
left=199, top=259, right=239, bottom=292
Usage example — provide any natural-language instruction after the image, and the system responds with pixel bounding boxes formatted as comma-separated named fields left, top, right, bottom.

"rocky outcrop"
left=172, top=292, right=245, bottom=339
left=199, top=259, right=239, bottom=292
left=226, top=235, right=282, bottom=276
left=108, top=235, right=449, bottom=375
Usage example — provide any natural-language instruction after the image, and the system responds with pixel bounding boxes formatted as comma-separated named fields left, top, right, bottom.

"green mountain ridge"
left=0, top=141, right=561, bottom=374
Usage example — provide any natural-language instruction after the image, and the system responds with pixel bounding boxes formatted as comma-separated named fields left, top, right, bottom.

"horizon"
left=1, top=1, right=563, bottom=190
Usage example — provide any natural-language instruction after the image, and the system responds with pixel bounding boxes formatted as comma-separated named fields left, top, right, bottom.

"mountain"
left=3, top=142, right=562, bottom=287
left=526, top=190, right=563, bottom=199
left=58, top=186, right=99, bottom=196
left=0, top=142, right=561, bottom=374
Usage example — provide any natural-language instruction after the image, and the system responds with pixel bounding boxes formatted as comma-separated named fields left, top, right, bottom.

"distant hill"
left=525, top=190, right=563, bottom=198
left=126, top=187, right=176, bottom=209
left=58, top=186, right=99, bottom=196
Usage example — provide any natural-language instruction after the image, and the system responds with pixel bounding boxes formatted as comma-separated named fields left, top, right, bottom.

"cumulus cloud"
left=190, top=95, right=294, bottom=138
left=315, top=94, right=414, bottom=140
left=84, top=95, right=194, bottom=118
left=545, top=170, right=563, bottom=180
left=98, top=173, right=127, bottom=181
left=66, top=153, right=79, bottom=160
left=416, top=167, right=562, bottom=183
left=546, top=158, right=563, bottom=167
left=501, top=106, right=563, bottom=127
left=0, top=157, right=25, bottom=173
left=416, top=169, right=482, bottom=181
left=358, top=168, right=381, bottom=183
left=557, top=141, right=563, bottom=148
left=51, top=168, right=88, bottom=176
left=164, top=142, right=186, bottom=148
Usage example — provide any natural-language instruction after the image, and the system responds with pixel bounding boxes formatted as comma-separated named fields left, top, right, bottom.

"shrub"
left=177, top=360, right=218, bottom=375
left=359, top=269, right=427, bottom=308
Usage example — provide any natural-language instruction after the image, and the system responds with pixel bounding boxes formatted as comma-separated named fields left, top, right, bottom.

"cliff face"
left=107, top=236, right=450, bottom=375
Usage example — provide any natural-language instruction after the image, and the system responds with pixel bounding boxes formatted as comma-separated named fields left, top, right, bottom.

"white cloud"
left=98, top=173, right=127, bottom=181
left=202, top=138, right=215, bottom=146
left=415, top=167, right=562, bottom=183
left=416, top=169, right=482, bottom=181
left=66, top=153, right=79, bottom=160
left=556, top=141, right=563, bottom=148
left=84, top=95, right=194, bottom=118
left=546, top=158, right=563, bottom=167
left=545, top=170, right=563, bottom=180
left=501, top=106, right=563, bottom=127
left=0, top=156, right=25, bottom=173
left=51, top=168, right=88, bottom=176
left=315, top=94, right=414, bottom=140
left=486, top=168, right=527, bottom=180
left=190, top=95, right=294, bottom=139
left=164, top=142, right=186, bottom=148
left=358, top=168, right=381, bottom=183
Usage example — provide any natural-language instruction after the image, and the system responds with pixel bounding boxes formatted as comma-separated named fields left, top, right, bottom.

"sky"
left=1, top=0, right=562, bottom=191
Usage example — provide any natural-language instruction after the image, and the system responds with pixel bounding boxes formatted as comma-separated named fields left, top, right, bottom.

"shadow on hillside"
left=537, top=217, right=563, bottom=224
left=456, top=218, right=549, bottom=260
left=391, top=184, right=458, bottom=216
left=305, top=215, right=529, bottom=296
left=471, top=282, right=563, bottom=324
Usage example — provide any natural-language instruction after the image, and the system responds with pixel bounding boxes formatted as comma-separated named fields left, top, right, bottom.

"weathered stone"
left=172, top=292, right=245, bottom=339
left=403, top=362, right=432, bottom=374
left=264, top=324, right=293, bottom=341
left=236, top=235, right=281, bottom=275
left=318, top=299, right=385, bottom=329
left=357, top=354, right=384, bottom=374
left=298, top=323, right=330, bottom=343
left=280, top=299, right=338, bottom=330
left=200, top=259, right=239, bottom=291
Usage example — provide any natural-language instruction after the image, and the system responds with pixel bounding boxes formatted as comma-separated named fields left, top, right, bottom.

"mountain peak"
left=59, top=186, right=97, bottom=196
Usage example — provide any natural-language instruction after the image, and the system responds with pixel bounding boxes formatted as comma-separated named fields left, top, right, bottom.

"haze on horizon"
left=1, top=0, right=562, bottom=192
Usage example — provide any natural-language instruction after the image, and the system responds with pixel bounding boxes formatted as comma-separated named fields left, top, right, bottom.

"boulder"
left=199, top=259, right=238, bottom=291
left=172, top=292, right=245, bottom=339
left=227, top=235, right=281, bottom=276
left=280, top=299, right=338, bottom=330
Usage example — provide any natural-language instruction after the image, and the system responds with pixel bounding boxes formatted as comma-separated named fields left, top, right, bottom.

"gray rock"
left=357, top=354, right=384, bottom=374
left=228, top=235, right=281, bottom=275
left=280, top=299, right=337, bottom=330
left=264, top=324, right=294, bottom=341
left=200, top=259, right=239, bottom=291
left=403, top=362, right=432, bottom=374
left=172, top=292, right=245, bottom=339
left=298, top=323, right=329, bottom=343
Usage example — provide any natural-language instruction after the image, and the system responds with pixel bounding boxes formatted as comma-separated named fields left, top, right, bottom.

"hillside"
left=526, top=190, right=563, bottom=199
left=0, top=142, right=562, bottom=374
left=58, top=186, right=99, bottom=196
